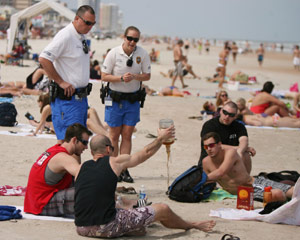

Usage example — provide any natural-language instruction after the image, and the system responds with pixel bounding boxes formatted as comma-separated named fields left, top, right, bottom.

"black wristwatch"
left=121, top=76, right=124, bottom=82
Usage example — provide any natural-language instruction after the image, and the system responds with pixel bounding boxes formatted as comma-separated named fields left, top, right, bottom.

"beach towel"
left=16, top=206, right=73, bottom=222
left=245, top=125, right=300, bottom=131
left=0, top=97, right=13, bottom=103
left=207, top=189, right=237, bottom=201
left=0, top=185, right=26, bottom=196
left=0, top=123, right=57, bottom=139
left=209, top=178, right=300, bottom=226
left=0, top=206, right=22, bottom=221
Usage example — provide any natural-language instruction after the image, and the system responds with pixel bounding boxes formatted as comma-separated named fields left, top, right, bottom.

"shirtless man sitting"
left=202, top=132, right=294, bottom=202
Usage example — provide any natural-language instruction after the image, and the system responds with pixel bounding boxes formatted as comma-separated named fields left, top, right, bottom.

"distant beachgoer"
left=216, top=90, right=231, bottom=109
left=197, top=39, right=203, bottom=54
left=28, top=93, right=53, bottom=136
left=204, top=40, right=210, bottom=54
left=236, top=97, right=300, bottom=128
left=293, top=92, right=300, bottom=118
left=184, top=39, right=190, bottom=56
left=293, top=45, right=300, bottom=70
left=256, top=43, right=265, bottom=67
left=90, top=60, right=101, bottom=79
left=250, top=81, right=290, bottom=117
left=217, top=46, right=231, bottom=88
left=149, top=48, right=158, bottom=63
left=171, top=39, right=188, bottom=88
left=231, top=42, right=238, bottom=63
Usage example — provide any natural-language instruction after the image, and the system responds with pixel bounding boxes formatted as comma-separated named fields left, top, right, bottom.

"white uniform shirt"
left=39, top=23, right=90, bottom=89
left=102, top=45, right=151, bottom=93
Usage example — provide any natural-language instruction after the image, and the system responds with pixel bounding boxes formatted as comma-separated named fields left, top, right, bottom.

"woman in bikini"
left=250, top=81, right=290, bottom=117
left=237, top=98, right=300, bottom=128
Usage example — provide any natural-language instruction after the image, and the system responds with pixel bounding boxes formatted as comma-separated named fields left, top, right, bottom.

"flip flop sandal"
left=188, top=116, right=203, bottom=120
left=221, top=234, right=240, bottom=240
left=146, top=133, right=157, bottom=138
left=116, top=186, right=137, bottom=194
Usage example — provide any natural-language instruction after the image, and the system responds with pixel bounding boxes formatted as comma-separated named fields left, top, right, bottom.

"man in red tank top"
left=24, top=123, right=92, bottom=217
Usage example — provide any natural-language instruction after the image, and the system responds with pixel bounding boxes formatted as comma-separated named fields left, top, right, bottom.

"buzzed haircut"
left=202, top=132, right=221, bottom=144
left=64, top=123, right=92, bottom=143
left=90, top=134, right=112, bottom=155
left=124, top=26, right=140, bottom=36
left=223, top=101, right=238, bottom=113
left=76, top=5, right=95, bottom=16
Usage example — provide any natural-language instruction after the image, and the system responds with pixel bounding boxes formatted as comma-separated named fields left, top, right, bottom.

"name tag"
left=105, top=96, right=113, bottom=106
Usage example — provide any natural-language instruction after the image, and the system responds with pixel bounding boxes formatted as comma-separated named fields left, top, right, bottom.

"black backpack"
left=167, top=165, right=216, bottom=203
left=0, top=102, right=18, bottom=126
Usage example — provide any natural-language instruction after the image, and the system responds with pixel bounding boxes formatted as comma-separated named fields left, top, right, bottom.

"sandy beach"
left=0, top=38, right=299, bottom=240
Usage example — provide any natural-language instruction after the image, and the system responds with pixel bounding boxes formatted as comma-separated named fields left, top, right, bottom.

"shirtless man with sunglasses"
left=202, top=132, right=293, bottom=203
left=199, top=101, right=256, bottom=173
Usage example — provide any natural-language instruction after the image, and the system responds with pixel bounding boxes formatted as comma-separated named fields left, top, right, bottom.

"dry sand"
left=0, top=38, right=299, bottom=239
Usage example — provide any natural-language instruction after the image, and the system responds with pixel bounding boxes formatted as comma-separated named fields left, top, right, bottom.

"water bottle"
left=139, top=185, right=146, bottom=199
left=116, top=195, right=123, bottom=208
left=203, top=112, right=207, bottom=121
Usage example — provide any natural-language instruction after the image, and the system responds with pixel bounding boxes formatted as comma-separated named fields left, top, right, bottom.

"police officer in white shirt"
left=102, top=26, right=151, bottom=182
left=39, top=5, right=95, bottom=143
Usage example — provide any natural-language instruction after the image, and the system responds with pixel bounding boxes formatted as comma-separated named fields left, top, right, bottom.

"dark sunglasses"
left=222, top=109, right=236, bottom=117
left=82, top=40, right=89, bottom=54
left=126, top=36, right=139, bottom=43
left=78, top=15, right=96, bottom=26
left=77, top=138, right=89, bottom=146
left=106, top=144, right=115, bottom=152
left=220, top=94, right=228, bottom=97
left=204, top=142, right=217, bottom=150
left=127, top=57, right=133, bottom=67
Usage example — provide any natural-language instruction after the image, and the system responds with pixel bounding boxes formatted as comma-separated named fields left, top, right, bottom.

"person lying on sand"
left=236, top=97, right=300, bottom=128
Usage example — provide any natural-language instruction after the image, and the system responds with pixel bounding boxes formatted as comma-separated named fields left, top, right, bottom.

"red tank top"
left=24, top=144, right=73, bottom=214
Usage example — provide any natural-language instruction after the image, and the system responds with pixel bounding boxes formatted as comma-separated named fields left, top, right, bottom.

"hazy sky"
left=63, top=0, right=300, bottom=43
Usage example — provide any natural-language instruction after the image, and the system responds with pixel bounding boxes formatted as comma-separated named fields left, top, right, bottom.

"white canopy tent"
left=7, top=0, right=75, bottom=53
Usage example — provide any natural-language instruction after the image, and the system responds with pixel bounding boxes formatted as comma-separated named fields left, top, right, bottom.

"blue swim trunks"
left=51, top=96, right=88, bottom=140
left=105, top=100, right=140, bottom=127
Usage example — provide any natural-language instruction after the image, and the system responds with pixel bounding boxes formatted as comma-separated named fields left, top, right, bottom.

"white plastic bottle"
left=203, top=112, right=207, bottom=122
left=139, top=185, right=146, bottom=199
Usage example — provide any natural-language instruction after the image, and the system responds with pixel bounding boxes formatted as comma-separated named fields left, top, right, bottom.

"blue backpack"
left=167, top=165, right=216, bottom=203
left=0, top=205, right=22, bottom=221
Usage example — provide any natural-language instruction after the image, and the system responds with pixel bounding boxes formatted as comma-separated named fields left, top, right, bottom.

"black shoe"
left=122, top=169, right=134, bottom=183
left=117, top=173, right=123, bottom=182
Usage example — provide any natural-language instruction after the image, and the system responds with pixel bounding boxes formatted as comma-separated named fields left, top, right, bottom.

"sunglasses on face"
left=220, top=94, right=228, bottom=97
left=77, top=138, right=89, bottom=146
left=203, top=142, right=217, bottom=150
left=126, top=36, right=139, bottom=43
left=222, top=109, right=236, bottom=117
left=82, top=40, right=89, bottom=54
left=106, top=144, right=115, bottom=152
left=77, top=15, right=96, bottom=26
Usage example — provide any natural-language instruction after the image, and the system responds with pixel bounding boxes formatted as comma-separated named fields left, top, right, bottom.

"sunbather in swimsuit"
left=250, top=102, right=270, bottom=114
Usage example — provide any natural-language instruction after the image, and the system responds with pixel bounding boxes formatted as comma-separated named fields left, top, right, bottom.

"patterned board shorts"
left=40, top=187, right=75, bottom=218
left=253, top=176, right=292, bottom=201
left=76, top=206, right=155, bottom=238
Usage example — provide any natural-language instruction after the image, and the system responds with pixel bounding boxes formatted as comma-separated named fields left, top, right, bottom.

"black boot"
left=122, top=169, right=134, bottom=183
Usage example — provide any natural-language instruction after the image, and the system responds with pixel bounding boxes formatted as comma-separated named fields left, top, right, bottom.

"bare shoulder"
left=202, top=156, right=212, bottom=172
